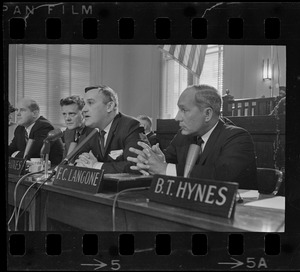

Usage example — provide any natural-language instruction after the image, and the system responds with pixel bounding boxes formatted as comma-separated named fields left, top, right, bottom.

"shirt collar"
left=25, top=122, right=35, bottom=137
left=76, top=124, right=85, bottom=135
left=102, top=120, right=113, bottom=144
left=201, top=121, right=218, bottom=150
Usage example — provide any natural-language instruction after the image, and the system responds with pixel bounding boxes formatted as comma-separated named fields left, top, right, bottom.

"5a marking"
left=218, top=257, right=267, bottom=269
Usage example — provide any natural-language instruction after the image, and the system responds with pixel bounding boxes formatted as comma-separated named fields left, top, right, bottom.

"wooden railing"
left=222, top=95, right=277, bottom=116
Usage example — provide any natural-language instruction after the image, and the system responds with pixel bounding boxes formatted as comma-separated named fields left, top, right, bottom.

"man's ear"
left=204, top=107, right=213, bottom=122
left=106, top=101, right=115, bottom=113
left=32, top=110, right=39, bottom=119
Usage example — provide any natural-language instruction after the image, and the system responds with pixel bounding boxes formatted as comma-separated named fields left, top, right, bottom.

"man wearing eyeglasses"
left=74, top=85, right=146, bottom=173
left=128, top=84, right=258, bottom=189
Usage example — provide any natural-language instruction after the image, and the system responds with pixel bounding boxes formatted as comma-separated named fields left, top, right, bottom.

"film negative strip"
left=4, top=2, right=300, bottom=271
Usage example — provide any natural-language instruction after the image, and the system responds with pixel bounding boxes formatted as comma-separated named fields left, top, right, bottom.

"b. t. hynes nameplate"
left=148, top=175, right=239, bottom=218
left=53, top=165, right=104, bottom=194
left=8, top=157, right=26, bottom=175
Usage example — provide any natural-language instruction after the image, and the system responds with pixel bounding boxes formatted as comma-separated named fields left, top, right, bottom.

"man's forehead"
left=18, top=99, right=30, bottom=108
left=62, top=103, right=79, bottom=110
left=84, top=89, right=103, bottom=100
left=178, top=88, right=196, bottom=105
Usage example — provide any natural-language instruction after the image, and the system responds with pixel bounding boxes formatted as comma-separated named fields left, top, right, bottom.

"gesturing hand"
left=127, top=141, right=167, bottom=175
left=75, top=151, right=98, bottom=168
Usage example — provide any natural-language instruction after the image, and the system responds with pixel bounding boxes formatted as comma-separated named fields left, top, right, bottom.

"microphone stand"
left=40, top=140, right=51, bottom=181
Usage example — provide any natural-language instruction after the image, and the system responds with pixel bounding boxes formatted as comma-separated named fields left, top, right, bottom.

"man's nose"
left=175, top=111, right=181, bottom=121
left=82, top=104, right=87, bottom=113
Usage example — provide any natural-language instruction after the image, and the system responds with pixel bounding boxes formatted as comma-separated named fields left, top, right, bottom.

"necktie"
left=74, top=130, right=81, bottom=143
left=25, top=130, right=29, bottom=143
left=196, top=136, right=204, bottom=155
left=99, top=130, right=106, bottom=156
left=195, top=136, right=204, bottom=164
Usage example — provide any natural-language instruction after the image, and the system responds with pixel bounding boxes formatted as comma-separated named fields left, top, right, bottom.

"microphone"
left=44, top=128, right=63, bottom=142
left=67, top=142, right=77, bottom=156
left=60, top=128, right=99, bottom=165
left=40, top=141, right=51, bottom=155
left=184, top=144, right=201, bottom=178
left=23, top=139, right=35, bottom=159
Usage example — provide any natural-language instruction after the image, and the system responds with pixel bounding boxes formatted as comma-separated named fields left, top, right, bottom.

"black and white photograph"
left=7, top=44, right=286, bottom=232
left=4, top=2, right=300, bottom=271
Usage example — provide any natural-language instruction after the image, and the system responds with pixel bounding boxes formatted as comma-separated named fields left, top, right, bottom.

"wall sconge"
left=262, top=58, right=272, bottom=80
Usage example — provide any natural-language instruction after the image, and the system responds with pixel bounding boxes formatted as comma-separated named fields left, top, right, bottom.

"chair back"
left=257, top=168, right=283, bottom=195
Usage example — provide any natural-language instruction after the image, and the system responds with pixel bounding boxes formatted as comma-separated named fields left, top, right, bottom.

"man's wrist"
left=165, top=163, right=177, bottom=176
left=93, top=161, right=103, bottom=169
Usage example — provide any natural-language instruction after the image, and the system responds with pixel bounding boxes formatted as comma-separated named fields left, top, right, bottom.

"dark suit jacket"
left=147, top=131, right=160, bottom=147
left=62, top=126, right=95, bottom=159
left=9, top=116, right=64, bottom=165
left=78, top=112, right=146, bottom=173
left=164, top=119, right=258, bottom=190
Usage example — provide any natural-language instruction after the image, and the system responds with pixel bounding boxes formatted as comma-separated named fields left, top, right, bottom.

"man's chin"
left=84, top=121, right=94, bottom=128
left=180, top=129, right=189, bottom=135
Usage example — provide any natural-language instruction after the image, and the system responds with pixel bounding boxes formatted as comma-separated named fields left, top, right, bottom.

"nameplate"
left=8, top=157, right=26, bottom=175
left=148, top=175, right=239, bottom=218
left=53, top=165, right=104, bottom=194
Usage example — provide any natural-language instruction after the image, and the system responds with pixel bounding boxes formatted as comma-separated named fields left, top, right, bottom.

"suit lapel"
left=28, top=117, right=42, bottom=138
left=103, top=113, right=121, bottom=156
left=198, top=120, right=224, bottom=165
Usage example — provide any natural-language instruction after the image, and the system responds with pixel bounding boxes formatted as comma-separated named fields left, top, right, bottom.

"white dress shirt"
left=166, top=121, right=219, bottom=176
left=92, top=121, right=113, bottom=169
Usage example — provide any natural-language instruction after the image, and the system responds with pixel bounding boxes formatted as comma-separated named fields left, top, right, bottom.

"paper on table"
left=239, top=190, right=259, bottom=199
left=244, top=196, right=285, bottom=210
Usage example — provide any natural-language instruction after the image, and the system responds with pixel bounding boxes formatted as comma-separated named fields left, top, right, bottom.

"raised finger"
left=127, top=156, right=139, bottom=163
left=136, top=162, right=150, bottom=170
left=137, top=141, right=152, bottom=151
left=129, top=147, right=146, bottom=156
left=140, top=169, right=150, bottom=176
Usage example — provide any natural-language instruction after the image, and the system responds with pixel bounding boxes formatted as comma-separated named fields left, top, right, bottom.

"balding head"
left=175, top=84, right=222, bottom=136
left=185, top=84, right=222, bottom=116
left=16, top=98, right=40, bottom=127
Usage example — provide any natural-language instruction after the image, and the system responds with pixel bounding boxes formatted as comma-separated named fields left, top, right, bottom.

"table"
left=7, top=176, right=285, bottom=232
left=7, top=175, right=47, bottom=231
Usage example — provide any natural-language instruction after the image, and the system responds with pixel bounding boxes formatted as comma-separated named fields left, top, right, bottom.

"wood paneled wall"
left=156, top=115, right=285, bottom=170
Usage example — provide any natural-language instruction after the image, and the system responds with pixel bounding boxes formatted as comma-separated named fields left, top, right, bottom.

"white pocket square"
left=109, top=149, right=123, bottom=160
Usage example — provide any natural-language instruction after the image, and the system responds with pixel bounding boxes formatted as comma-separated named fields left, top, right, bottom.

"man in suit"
left=128, top=84, right=258, bottom=190
left=60, top=95, right=94, bottom=159
left=8, top=101, right=18, bottom=144
left=9, top=98, right=64, bottom=166
left=74, top=85, right=146, bottom=173
left=137, top=115, right=160, bottom=147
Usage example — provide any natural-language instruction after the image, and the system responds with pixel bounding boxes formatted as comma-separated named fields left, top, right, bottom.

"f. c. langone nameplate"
left=53, top=165, right=104, bottom=194
left=148, top=175, right=239, bottom=218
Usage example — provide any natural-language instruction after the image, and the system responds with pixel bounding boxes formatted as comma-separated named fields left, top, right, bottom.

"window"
left=15, top=44, right=92, bottom=126
left=160, top=45, right=223, bottom=119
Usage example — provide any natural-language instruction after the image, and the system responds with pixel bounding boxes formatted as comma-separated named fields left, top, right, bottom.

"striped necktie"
left=99, top=130, right=106, bottom=156
left=74, top=129, right=81, bottom=143
left=24, top=130, right=29, bottom=143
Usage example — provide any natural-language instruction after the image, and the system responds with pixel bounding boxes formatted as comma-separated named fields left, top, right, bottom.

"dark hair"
left=191, top=84, right=222, bottom=116
left=137, top=115, right=152, bottom=128
left=27, top=99, right=40, bottom=112
left=9, top=101, right=16, bottom=113
left=85, top=85, right=118, bottom=108
left=60, top=95, right=85, bottom=110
